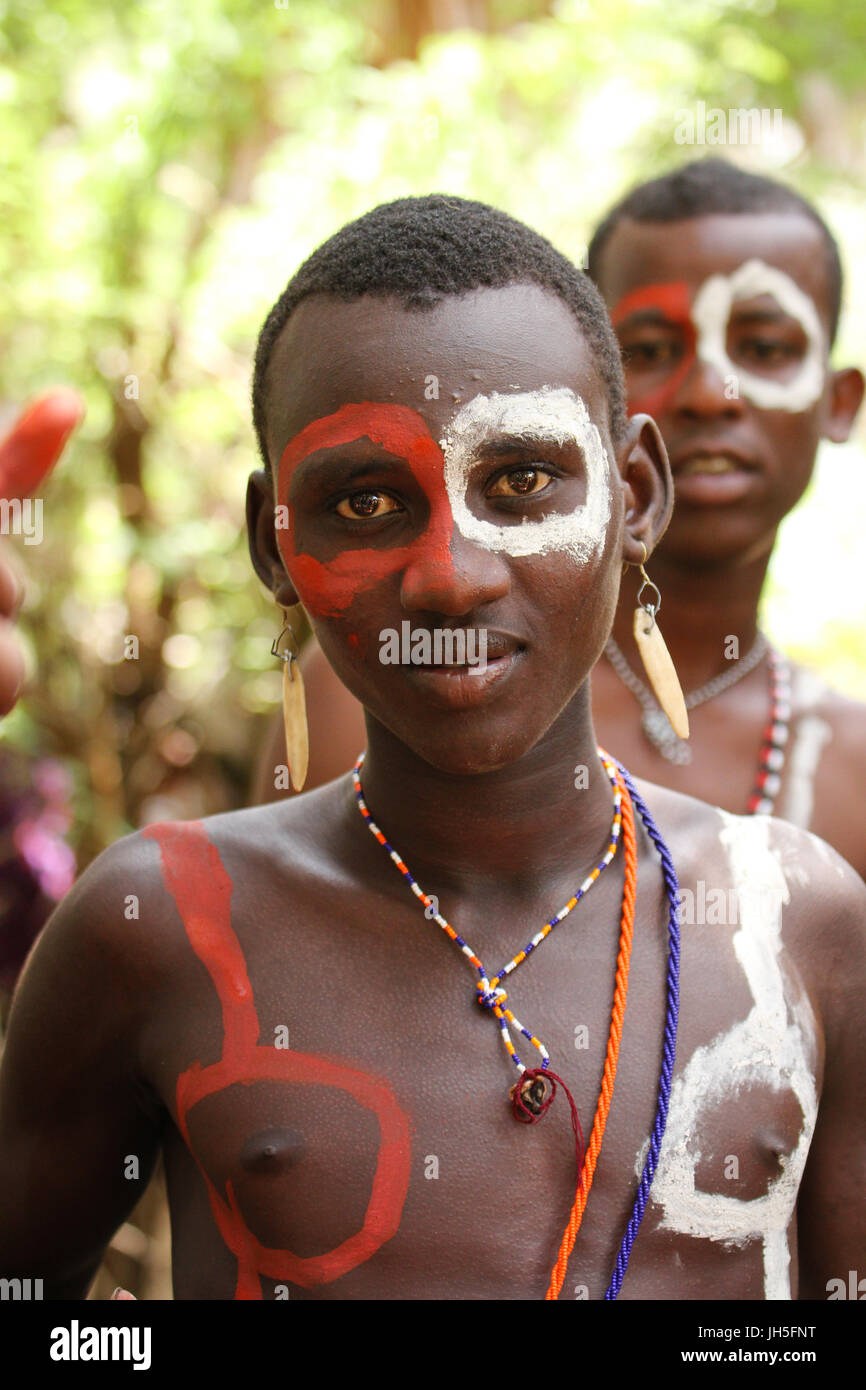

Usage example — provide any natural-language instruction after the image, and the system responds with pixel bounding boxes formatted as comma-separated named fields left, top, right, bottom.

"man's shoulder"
left=731, top=813, right=866, bottom=997
left=789, top=659, right=866, bottom=755
left=763, top=811, right=865, bottom=909
left=46, top=790, right=342, bottom=956
left=631, top=774, right=865, bottom=908
left=638, top=781, right=866, bottom=1015
left=783, top=661, right=866, bottom=868
left=31, top=822, right=197, bottom=983
left=720, top=804, right=865, bottom=925
left=167, top=780, right=349, bottom=872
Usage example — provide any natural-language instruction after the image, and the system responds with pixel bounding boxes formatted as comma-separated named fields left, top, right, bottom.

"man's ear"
left=246, top=468, right=299, bottom=608
left=616, top=413, right=673, bottom=564
left=823, top=367, right=865, bottom=444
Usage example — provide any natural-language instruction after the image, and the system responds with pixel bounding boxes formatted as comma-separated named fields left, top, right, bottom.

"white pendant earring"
left=630, top=544, right=689, bottom=741
left=271, top=611, right=309, bottom=791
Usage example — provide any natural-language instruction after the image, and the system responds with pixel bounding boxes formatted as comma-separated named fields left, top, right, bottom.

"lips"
left=677, top=454, right=744, bottom=477
left=669, top=447, right=759, bottom=507
left=401, top=637, right=524, bottom=710
left=405, top=629, right=521, bottom=668
left=670, top=444, right=756, bottom=476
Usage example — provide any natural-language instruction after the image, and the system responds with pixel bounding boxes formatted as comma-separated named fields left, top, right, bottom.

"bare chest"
left=144, top=817, right=819, bottom=1300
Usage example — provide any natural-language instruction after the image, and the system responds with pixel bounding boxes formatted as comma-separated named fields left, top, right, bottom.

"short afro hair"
left=252, top=194, right=626, bottom=467
left=587, top=158, right=843, bottom=342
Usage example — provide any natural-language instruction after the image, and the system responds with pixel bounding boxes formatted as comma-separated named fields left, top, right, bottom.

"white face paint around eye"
left=691, top=259, right=826, bottom=413
left=440, top=387, right=611, bottom=564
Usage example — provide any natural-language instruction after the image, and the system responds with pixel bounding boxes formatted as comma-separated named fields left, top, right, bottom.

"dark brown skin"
left=595, top=211, right=866, bottom=878
left=1, top=285, right=864, bottom=1300
left=252, top=212, right=866, bottom=883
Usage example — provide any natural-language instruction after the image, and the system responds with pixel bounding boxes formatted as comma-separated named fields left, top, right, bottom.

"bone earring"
left=631, top=543, right=689, bottom=741
left=271, top=611, right=309, bottom=791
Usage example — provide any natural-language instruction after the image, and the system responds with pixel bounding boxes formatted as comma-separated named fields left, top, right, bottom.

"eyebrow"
left=479, top=431, right=588, bottom=456
left=728, top=306, right=798, bottom=326
left=277, top=402, right=437, bottom=503
left=615, top=308, right=688, bottom=329
left=291, top=442, right=413, bottom=488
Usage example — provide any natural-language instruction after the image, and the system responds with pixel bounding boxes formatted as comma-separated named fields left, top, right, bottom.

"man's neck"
left=352, top=689, right=617, bottom=903
left=609, top=538, right=775, bottom=692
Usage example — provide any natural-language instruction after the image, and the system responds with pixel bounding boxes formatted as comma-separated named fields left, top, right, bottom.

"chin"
left=380, top=708, right=552, bottom=778
left=661, top=513, right=778, bottom=568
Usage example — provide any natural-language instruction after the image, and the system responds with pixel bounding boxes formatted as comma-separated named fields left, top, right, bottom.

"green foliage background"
left=2, top=0, right=865, bottom=866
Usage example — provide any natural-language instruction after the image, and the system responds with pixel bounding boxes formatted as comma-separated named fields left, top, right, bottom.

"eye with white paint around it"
left=727, top=324, right=808, bottom=374
left=442, top=388, right=611, bottom=563
left=691, top=262, right=826, bottom=413
left=486, top=465, right=555, bottom=499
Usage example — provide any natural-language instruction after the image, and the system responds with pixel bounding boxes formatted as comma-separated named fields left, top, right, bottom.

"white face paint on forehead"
left=692, top=259, right=826, bottom=413
left=440, top=388, right=611, bottom=564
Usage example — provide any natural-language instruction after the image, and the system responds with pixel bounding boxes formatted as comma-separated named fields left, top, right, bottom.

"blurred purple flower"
left=33, top=759, right=74, bottom=805
left=14, top=818, right=76, bottom=900
left=1, top=751, right=77, bottom=992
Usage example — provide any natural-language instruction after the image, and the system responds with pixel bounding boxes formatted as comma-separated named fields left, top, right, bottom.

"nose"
left=399, top=526, right=511, bottom=616
left=672, top=353, right=744, bottom=419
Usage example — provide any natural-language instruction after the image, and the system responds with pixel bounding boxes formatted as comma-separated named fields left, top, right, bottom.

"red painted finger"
left=0, top=388, right=85, bottom=500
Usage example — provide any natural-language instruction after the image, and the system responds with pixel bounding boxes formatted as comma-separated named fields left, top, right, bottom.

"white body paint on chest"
left=441, top=388, right=611, bottom=563
left=777, top=668, right=832, bottom=831
left=691, top=260, right=826, bottom=412
left=644, top=813, right=818, bottom=1298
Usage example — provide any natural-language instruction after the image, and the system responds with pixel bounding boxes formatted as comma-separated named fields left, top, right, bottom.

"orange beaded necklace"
left=545, top=763, right=636, bottom=1297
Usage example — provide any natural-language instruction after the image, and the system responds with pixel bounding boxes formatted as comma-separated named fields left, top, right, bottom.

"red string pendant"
left=510, top=1067, right=585, bottom=1173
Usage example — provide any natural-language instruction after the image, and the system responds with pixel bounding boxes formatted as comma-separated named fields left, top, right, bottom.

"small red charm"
left=510, top=1067, right=585, bottom=1174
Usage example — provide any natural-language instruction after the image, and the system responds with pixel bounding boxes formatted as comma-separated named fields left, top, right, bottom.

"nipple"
left=240, top=1127, right=306, bottom=1174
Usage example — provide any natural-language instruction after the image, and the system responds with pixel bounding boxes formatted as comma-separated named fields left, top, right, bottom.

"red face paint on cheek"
left=275, top=403, right=457, bottom=620
left=612, top=282, right=696, bottom=418
left=144, top=821, right=412, bottom=1297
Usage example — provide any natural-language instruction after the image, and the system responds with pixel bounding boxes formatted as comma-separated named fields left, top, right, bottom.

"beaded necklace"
left=352, top=750, right=624, bottom=1152
left=604, top=631, right=768, bottom=765
left=353, top=749, right=683, bottom=1298
left=605, top=636, right=792, bottom=816
left=603, top=763, right=681, bottom=1299
left=747, top=647, right=791, bottom=816
left=545, top=762, right=682, bottom=1300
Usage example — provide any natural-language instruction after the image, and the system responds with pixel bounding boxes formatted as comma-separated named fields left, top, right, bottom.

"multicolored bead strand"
left=602, top=760, right=681, bottom=1299
left=547, top=761, right=681, bottom=1300
left=352, top=749, right=623, bottom=1090
left=352, top=747, right=682, bottom=1300
left=747, top=646, right=791, bottom=815
left=545, top=764, right=637, bottom=1299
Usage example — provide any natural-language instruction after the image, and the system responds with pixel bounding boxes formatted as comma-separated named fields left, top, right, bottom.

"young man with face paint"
left=1, top=196, right=864, bottom=1302
left=254, top=162, right=866, bottom=888
left=589, top=159, right=866, bottom=879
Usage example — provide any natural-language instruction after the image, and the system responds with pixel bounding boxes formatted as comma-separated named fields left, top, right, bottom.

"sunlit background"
left=2, top=0, right=865, bottom=1302
left=2, top=0, right=865, bottom=870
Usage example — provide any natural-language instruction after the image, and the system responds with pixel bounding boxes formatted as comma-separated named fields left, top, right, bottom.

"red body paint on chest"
left=143, top=820, right=411, bottom=1297
left=276, top=402, right=457, bottom=619
left=612, top=282, right=696, bottom=418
